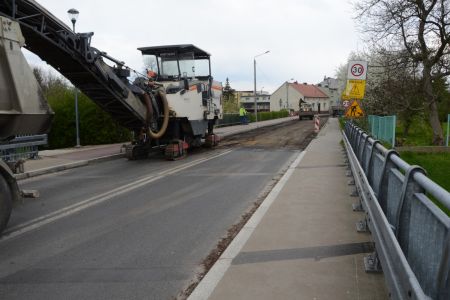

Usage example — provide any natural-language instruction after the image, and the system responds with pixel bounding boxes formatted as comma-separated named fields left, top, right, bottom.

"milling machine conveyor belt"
left=0, top=0, right=147, bottom=130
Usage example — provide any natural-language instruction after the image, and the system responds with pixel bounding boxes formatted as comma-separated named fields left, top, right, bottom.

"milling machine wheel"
left=165, top=140, right=189, bottom=161
left=125, top=144, right=149, bottom=160
left=0, top=175, right=13, bottom=234
left=204, top=134, right=220, bottom=148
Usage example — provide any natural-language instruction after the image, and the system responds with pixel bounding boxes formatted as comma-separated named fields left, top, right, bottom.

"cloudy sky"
left=26, top=0, right=360, bottom=93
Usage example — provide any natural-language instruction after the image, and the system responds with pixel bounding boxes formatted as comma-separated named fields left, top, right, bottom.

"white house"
left=271, top=82, right=330, bottom=113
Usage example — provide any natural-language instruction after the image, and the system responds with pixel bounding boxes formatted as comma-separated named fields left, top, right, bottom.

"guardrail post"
left=356, top=214, right=369, bottom=233
left=394, top=166, right=426, bottom=256
left=364, top=251, right=382, bottom=273
left=358, top=132, right=368, bottom=163
left=366, top=140, right=381, bottom=182
left=356, top=129, right=363, bottom=154
left=376, top=150, right=399, bottom=212
left=361, top=135, right=371, bottom=173
left=349, top=124, right=354, bottom=146
left=351, top=125, right=357, bottom=148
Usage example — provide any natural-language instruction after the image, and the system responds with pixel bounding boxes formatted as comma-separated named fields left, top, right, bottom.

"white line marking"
left=1, top=150, right=233, bottom=243
left=188, top=150, right=306, bottom=300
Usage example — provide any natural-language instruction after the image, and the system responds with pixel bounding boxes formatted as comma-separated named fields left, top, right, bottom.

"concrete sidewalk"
left=15, top=143, right=126, bottom=180
left=189, top=118, right=387, bottom=299
left=16, top=117, right=298, bottom=180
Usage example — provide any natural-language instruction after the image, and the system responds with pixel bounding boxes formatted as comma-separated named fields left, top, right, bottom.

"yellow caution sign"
left=344, top=79, right=366, bottom=99
left=341, top=92, right=351, bottom=101
left=345, top=100, right=364, bottom=118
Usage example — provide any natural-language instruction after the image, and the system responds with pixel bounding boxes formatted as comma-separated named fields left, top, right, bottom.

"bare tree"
left=355, top=0, right=450, bottom=145
left=364, top=48, right=424, bottom=119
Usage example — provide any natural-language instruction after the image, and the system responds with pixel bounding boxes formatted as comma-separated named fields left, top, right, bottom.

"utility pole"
left=68, top=8, right=81, bottom=147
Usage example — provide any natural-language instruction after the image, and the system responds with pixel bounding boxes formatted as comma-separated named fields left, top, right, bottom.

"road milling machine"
left=0, top=0, right=223, bottom=233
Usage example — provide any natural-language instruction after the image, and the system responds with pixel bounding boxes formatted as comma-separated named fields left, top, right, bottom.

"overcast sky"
left=26, top=0, right=360, bottom=93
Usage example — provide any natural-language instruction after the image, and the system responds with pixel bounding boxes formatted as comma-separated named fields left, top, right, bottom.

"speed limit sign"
left=343, top=100, right=350, bottom=108
left=347, top=60, right=368, bottom=80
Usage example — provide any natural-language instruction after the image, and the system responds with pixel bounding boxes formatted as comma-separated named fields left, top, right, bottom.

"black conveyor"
left=0, top=0, right=147, bottom=130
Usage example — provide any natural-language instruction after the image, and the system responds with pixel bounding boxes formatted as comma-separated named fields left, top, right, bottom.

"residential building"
left=317, top=76, right=345, bottom=115
left=270, top=82, right=330, bottom=113
left=236, top=90, right=271, bottom=113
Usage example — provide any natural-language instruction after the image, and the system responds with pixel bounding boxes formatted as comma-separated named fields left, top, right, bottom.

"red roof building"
left=270, top=82, right=330, bottom=113
left=291, top=82, right=329, bottom=99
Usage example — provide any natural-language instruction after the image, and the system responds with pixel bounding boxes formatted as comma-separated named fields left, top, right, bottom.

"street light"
left=67, top=8, right=80, bottom=147
left=67, top=8, right=79, bottom=31
left=254, top=50, right=270, bottom=122
left=286, top=78, right=294, bottom=110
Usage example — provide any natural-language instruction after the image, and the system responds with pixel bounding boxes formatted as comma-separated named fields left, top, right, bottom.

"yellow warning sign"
left=341, top=92, right=351, bottom=101
left=345, top=100, right=364, bottom=118
left=344, top=79, right=366, bottom=99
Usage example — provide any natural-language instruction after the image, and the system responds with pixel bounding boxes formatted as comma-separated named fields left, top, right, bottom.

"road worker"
left=239, top=106, right=248, bottom=125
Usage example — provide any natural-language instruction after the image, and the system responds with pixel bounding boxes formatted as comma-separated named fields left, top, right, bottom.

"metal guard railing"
left=0, top=134, right=48, bottom=163
left=343, top=122, right=449, bottom=300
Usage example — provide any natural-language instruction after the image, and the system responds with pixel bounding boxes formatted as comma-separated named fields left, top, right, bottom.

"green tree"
left=355, top=0, right=450, bottom=145
left=222, top=77, right=239, bottom=113
left=33, top=67, right=131, bottom=149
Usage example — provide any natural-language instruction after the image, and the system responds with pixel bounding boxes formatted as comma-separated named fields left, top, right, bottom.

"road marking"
left=188, top=150, right=306, bottom=300
left=1, top=150, right=233, bottom=243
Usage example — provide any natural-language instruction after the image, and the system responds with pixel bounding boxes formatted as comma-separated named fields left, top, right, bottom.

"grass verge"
left=396, top=118, right=448, bottom=146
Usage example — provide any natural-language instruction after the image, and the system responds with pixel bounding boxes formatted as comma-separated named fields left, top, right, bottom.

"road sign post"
left=342, top=60, right=368, bottom=117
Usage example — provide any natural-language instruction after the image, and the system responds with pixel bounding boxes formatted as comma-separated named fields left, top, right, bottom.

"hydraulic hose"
left=143, top=89, right=169, bottom=139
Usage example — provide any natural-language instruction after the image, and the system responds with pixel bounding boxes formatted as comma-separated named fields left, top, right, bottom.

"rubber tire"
left=0, top=175, right=13, bottom=234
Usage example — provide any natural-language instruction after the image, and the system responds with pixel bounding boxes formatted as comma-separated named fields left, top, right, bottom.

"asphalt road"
left=0, top=119, right=318, bottom=299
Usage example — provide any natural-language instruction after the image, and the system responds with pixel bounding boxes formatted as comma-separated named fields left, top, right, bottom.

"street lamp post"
left=253, top=51, right=270, bottom=122
left=68, top=8, right=80, bottom=147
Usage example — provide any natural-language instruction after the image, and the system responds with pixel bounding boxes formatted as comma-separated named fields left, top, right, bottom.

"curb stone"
left=14, top=153, right=125, bottom=181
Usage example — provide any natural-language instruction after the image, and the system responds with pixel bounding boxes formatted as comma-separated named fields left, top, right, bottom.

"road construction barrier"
left=343, top=122, right=449, bottom=300
left=314, top=115, right=320, bottom=133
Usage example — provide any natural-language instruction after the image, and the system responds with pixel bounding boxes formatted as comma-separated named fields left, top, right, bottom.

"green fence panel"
left=368, top=115, right=396, bottom=147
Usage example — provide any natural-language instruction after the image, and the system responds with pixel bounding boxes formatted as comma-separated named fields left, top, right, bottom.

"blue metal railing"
left=0, top=134, right=48, bottom=163
left=343, top=122, right=449, bottom=300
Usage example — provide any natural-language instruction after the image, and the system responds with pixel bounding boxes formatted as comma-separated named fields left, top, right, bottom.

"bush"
left=248, top=110, right=289, bottom=122
left=32, top=67, right=132, bottom=149
left=46, top=88, right=131, bottom=149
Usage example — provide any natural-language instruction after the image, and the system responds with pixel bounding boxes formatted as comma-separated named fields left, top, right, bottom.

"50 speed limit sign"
left=347, top=60, right=368, bottom=80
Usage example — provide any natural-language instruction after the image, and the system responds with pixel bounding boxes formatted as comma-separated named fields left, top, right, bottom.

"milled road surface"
left=0, top=119, right=322, bottom=299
